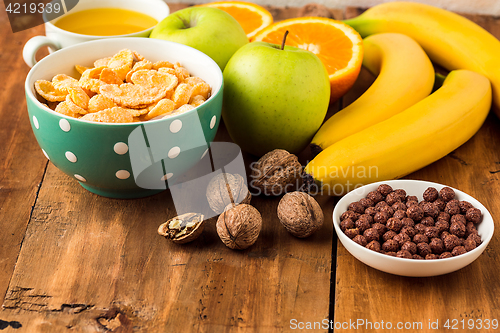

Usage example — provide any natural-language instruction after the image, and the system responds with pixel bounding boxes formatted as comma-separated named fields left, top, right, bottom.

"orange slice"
left=199, top=1, right=274, bottom=40
left=253, top=17, right=363, bottom=103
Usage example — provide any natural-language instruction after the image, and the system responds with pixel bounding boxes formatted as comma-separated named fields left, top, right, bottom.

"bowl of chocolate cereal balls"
left=332, top=180, right=494, bottom=277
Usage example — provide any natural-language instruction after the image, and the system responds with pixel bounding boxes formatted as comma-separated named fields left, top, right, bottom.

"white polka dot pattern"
left=65, top=151, right=77, bottom=163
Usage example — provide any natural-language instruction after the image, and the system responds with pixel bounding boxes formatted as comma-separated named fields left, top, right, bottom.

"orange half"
left=253, top=17, right=363, bottom=103
left=199, top=1, right=274, bottom=40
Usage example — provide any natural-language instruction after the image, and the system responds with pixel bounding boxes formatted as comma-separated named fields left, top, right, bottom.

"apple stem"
left=281, top=30, right=289, bottom=50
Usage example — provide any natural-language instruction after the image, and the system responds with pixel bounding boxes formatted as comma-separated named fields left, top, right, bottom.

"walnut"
left=158, top=213, right=205, bottom=244
left=216, top=204, right=262, bottom=250
left=277, top=191, right=324, bottom=238
left=206, top=173, right=251, bottom=214
left=250, top=149, right=302, bottom=196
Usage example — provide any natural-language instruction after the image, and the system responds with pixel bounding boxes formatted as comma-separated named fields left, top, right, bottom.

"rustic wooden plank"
left=335, top=8, right=500, bottom=331
left=0, top=4, right=334, bottom=332
left=0, top=13, right=49, bottom=306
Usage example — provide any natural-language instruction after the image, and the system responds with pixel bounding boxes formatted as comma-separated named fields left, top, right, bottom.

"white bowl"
left=332, top=180, right=494, bottom=277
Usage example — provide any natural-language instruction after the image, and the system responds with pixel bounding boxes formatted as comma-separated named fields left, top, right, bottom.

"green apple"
left=222, top=41, right=331, bottom=156
left=150, top=7, right=248, bottom=70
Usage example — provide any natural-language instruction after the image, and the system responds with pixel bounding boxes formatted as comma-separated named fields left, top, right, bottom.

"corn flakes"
left=34, top=49, right=211, bottom=123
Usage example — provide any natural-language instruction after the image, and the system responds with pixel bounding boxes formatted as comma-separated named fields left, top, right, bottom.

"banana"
left=343, top=1, right=500, bottom=117
left=311, top=32, right=434, bottom=151
left=303, top=70, right=491, bottom=196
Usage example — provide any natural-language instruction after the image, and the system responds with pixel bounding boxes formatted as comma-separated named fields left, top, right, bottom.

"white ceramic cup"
left=23, top=0, right=169, bottom=67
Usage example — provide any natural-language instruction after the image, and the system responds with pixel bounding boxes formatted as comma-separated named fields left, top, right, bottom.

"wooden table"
left=1, top=3, right=499, bottom=332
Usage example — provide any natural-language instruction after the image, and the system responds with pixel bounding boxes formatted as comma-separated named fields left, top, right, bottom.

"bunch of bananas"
left=303, top=1, right=495, bottom=195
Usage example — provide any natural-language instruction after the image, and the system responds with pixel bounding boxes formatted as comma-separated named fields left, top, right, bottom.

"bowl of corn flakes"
left=25, top=37, right=223, bottom=198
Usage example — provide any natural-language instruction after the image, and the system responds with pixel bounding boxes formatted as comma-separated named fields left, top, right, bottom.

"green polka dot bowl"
left=25, top=38, right=223, bottom=198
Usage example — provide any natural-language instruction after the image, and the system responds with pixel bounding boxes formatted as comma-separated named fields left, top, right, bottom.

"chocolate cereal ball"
left=359, top=198, right=374, bottom=209
left=422, top=202, right=440, bottom=218
left=365, top=206, right=378, bottom=216
left=466, top=208, right=482, bottom=224
left=345, top=228, right=360, bottom=239
left=377, top=184, right=393, bottom=196
left=385, top=192, right=401, bottom=206
left=451, top=246, right=467, bottom=256
left=417, top=242, right=432, bottom=257
left=450, top=214, right=466, bottom=225
left=394, top=189, right=407, bottom=201
left=464, top=238, right=477, bottom=252
left=459, top=201, right=474, bottom=214
left=414, top=223, right=427, bottom=235
left=385, top=251, right=397, bottom=257
left=382, top=239, right=399, bottom=252
left=444, top=199, right=460, bottom=215
left=355, top=218, right=371, bottom=233
left=367, top=190, right=384, bottom=203
left=372, top=223, right=387, bottom=236
left=397, top=250, right=413, bottom=259
left=375, top=201, right=389, bottom=211
left=340, top=210, right=359, bottom=221
left=406, top=195, right=418, bottom=203
left=440, top=230, right=451, bottom=241
left=382, top=230, right=397, bottom=242
left=443, top=234, right=461, bottom=251
left=429, top=238, right=445, bottom=254
left=353, top=235, right=368, bottom=247
left=363, top=228, right=380, bottom=242
left=433, top=198, right=446, bottom=211
left=435, top=220, right=449, bottom=234
left=437, top=211, right=450, bottom=222
left=407, top=205, right=424, bottom=221
left=392, top=202, right=407, bottom=212
left=423, top=187, right=439, bottom=202
left=401, top=241, right=417, bottom=254
left=386, top=217, right=403, bottom=232
left=424, top=226, right=440, bottom=239
left=425, top=254, right=439, bottom=260
left=348, top=201, right=365, bottom=214
left=467, top=233, right=482, bottom=246
left=420, top=216, right=435, bottom=227
left=413, top=254, right=424, bottom=260
left=374, top=211, right=389, bottom=224
left=465, top=222, right=478, bottom=237
left=439, top=187, right=455, bottom=201
left=450, top=222, right=466, bottom=238
left=379, top=206, right=395, bottom=217
left=340, top=218, right=355, bottom=231
left=366, top=240, right=381, bottom=252
left=413, top=233, right=429, bottom=244
left=393, top=233, right=410, bottom=247
left=439, top=252, right=453, bottom=259
left=406, top=200, right=418, bottom=207
left=358, top=214, right=374, bottom=224
left=400, top=226, right=417, bottom=239
left=401, top=217, right=415, bottom=228
left=393, top=210, right=406, bottom=220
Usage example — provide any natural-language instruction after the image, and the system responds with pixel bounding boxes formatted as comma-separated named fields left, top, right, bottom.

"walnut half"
left=158, top=212, right=205, bottom=244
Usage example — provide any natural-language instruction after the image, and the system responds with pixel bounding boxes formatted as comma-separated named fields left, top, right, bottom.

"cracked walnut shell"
left=206, top=173, right=251, bottom=214
left=158, top=212, right=205, bottom=244
left=216, top=204, right=262, bottom=250
left=277, top=191, right=324, bottom=238
left=250, top=149, right=302, bottom=196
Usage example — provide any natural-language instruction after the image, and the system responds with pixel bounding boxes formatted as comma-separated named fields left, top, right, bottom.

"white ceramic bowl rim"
left=332, top=179, right=495, bottom=276
left=25, top=37, right=223, bottom=126
left=43, top=0, right=170, bottom=38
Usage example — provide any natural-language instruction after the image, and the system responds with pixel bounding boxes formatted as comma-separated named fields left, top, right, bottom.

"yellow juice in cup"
left=54, top=8, right=158, bottom=36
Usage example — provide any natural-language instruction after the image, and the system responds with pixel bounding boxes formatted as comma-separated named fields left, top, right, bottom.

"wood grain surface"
left=0, top=2, right=499, bottom=333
